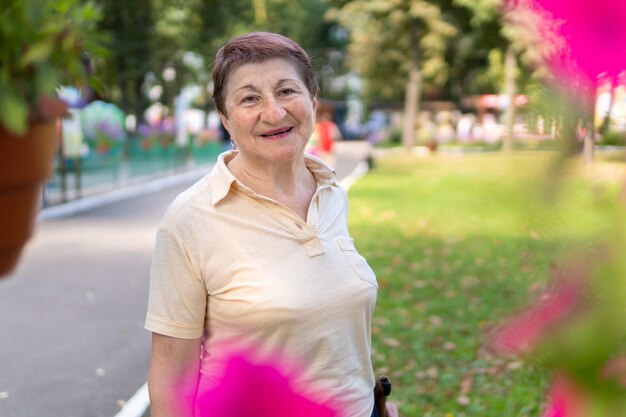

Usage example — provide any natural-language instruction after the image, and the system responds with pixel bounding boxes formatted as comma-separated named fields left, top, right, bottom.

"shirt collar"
left=304, top=152, right=338, bottom=188
left=209, top=151, right=338, bottom=206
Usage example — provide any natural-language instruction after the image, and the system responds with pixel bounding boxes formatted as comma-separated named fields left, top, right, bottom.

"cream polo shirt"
left=145, top=151, right=378, bottom=417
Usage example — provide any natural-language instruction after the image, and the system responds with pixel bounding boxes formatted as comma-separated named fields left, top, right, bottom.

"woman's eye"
left=241, top=96, right=258, bottom=103
left=279, top=88, right=296, bottom=96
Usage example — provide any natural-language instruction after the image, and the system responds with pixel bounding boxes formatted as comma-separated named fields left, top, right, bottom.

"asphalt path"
left=0, top=141, right=370, bottom=417
left=0, top=182, right=192, bottom=417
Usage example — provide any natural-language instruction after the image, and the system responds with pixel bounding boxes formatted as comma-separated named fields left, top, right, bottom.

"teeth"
left=263, top=127, right=291, bottom=137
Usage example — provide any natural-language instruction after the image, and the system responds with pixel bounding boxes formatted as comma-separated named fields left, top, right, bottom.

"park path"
left=0, top=140, right=371, bottom=417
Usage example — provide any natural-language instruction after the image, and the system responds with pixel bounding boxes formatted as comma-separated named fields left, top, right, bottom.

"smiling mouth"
left=260, top=127, right=293, bottom=138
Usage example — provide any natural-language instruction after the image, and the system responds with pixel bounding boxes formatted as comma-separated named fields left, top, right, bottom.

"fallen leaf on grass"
left=412, top=279, right=426, bottom=288
left=409, top=262, right=421, bottom=272
left=426, top=366, right=439, bottom=379
left=428, top=316, right=443, bottom=327
left=374, top=317, right=391, bottom=326
left=460, top=376, right=473, bottom=395
left=443, top=341, right=456, bottom=351
left=444, top=290, right=456, bottom=299
left=461, top=276, right=480, bottom=288
left=382, top=337, right=401, bottom=348
left=457, top=395, right=471, bottom=405
left=378, top=210, right=397, bottom=221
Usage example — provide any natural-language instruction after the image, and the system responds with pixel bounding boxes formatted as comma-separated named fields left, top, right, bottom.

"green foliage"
left=453, top=0, right=502, bottom=26
left=347, top=152, right=621, bottom=416
left=97, top=0, right=154, bottom=116
left=500, top=2, right=560, bottom=83
left=388, top=129, right=402, bottom=145
left=327, top=0, right=532, bottom=101
left=160, top=0, right=337, bottom=70
left=328, top=0, right=458, bottom=101
left=0, top=0, right=106, bottom=134
left=96, top=0, right=341, bottom=117
left=598, top=132, right=626, bottom=147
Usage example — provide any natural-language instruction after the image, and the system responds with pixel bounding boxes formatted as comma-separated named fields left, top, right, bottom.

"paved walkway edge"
left=38, top=166, right=212, bottom=221
left=109, top=159, right=370, bottom=417
left=339, top=160, right=369, bottom=190
left=114, top=383, right=149, bottom=417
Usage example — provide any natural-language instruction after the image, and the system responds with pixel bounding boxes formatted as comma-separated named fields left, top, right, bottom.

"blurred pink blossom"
left=195, top=353, right=337, bottom=417
left=542, top=373, right=590, bottom=417
left=509, top=0, right=626, bottom=90
left=490, top=263, right=587, bottom=355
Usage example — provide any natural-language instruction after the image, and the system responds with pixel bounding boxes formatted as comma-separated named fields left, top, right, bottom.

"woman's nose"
left=260, top=97, right=286, bottom=123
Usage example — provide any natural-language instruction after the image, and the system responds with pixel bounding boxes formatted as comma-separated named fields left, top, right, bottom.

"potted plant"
left=138, top=118, right=176, bottom=150
left=81, top=100, right=127, bottom=156
left=0, top=0, right=106, bottom=276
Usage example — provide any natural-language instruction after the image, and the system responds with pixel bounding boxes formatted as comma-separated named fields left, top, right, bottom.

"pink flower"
left=490, top=262, right=587, bottom=355
left=196, top=353, right=337, bottom=417
left=508, top=0, right=626, bottom=90
left=542, top=372, right=590, bottom=417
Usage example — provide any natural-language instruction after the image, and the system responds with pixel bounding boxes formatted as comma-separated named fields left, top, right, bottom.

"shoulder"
left=160, top=173, right=214, bottom=233
left=161, top=151, right=238, bottom=231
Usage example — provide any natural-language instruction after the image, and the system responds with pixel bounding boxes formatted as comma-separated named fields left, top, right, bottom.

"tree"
left=94, top=0, right=343, bottom=123
left=500, top=1, right=594, bottom=160
left=97, top=0, right=155, bottom=120
left=453, top=0, right=522, bottom=151
left=328, top=0, right=457, bottom=149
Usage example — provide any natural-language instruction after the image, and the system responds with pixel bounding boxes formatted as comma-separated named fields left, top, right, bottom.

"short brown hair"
left=212, top=32, right=319, bottom=116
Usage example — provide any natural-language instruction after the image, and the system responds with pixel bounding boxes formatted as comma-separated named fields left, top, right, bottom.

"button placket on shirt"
left=287, top=213, right=323, bottom=257
left=302, top=192, right=325, bottom=257
left=236, top=181, right=326, bottom=257
left=306, top=192, right=320, bottom=231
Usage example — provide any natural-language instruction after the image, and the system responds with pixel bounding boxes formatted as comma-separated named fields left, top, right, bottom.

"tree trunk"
left=599, top=75, right=617, bottom=135
left=402, top=65, right=421, bottom=150
left=253, top=0, right=267, bottom=24
left=502, top=45, right=517, bottom=152
left=582, top=91, right=595, bottom=164
left=134, top=79, right=147, bottom=125
left=402, top=20, right=422, bottom=151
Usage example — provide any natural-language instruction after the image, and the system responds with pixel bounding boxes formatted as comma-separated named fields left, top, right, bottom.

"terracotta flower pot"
left=96, top=141, right=110, bottom=154
left=0, top=121, right=59, bottom=276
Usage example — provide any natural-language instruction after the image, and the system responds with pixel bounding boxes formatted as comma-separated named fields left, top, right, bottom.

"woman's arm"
left=148, top=333, right=202, bottom=417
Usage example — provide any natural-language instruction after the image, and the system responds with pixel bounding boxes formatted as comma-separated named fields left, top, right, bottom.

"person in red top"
left=308, top=111, right=342, bottom=167
left=318, top=112, right=337, bottom=153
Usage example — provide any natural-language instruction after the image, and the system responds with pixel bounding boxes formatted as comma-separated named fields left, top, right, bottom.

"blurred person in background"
left=308, top=111, right=342, bottom=167
left=145, top=32, right=397, bottom=417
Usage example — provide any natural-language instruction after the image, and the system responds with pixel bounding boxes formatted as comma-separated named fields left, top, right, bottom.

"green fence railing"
left=43, top=136, right=222, bottom=207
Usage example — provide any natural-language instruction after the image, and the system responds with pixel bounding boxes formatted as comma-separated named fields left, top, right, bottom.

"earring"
left=230, top=140, right=237, bottom=149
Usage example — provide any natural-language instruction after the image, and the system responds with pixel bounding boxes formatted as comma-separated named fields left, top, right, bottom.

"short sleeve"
left=145, top=226, right=207, bottom=339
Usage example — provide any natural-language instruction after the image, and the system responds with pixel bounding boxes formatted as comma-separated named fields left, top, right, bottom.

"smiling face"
left=219, top=58, right=317, bottom=168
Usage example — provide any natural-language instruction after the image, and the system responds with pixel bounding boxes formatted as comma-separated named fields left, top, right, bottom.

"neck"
left=227, top=153, right=314, bottom=200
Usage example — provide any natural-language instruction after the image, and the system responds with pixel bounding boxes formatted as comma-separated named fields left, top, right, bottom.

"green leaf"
left=0, top=88, right=29, bottom=135
left=87, top=77, right=105, bottom=94
left=34, top=64, right=59, bottom=95
left=19, top=40, right=55, bottom=67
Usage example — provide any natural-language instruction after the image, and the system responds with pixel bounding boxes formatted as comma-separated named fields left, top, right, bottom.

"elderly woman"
left=145, top=32, right=395, bottom=417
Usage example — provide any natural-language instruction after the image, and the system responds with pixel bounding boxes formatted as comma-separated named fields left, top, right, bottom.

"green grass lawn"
left=348, top=151, right=623, bottom=417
